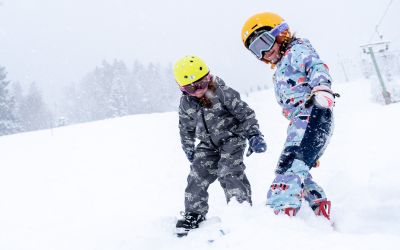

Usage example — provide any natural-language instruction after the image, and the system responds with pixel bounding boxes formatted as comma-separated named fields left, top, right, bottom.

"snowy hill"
left=1, top=79, right=400, bottom=250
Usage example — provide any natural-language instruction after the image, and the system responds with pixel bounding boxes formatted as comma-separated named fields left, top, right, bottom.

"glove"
left=246, top=135, right=267, bottom=157
left=310, top=85, right=335, bottom=109
left=184, top=148, right=195, bottom=163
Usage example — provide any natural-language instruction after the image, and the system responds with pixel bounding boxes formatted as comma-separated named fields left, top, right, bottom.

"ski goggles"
left=248, top=22, right=289, bottom=59
left=180, top=74, right=211, bottom=94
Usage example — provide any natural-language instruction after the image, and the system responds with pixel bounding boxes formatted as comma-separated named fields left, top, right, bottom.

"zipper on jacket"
left=201, top=109, right=210, bottom=134
left=201, top=109, right=218, bottom=148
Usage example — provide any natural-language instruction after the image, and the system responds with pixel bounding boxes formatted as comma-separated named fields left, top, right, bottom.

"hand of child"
left=184, top=148, right=195, bottom=163
left=311, top=85, right=335, bottom=109
left=246, top=135, right=267, bottom=157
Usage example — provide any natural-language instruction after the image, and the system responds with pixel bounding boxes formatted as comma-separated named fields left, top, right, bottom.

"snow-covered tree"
left=59, top=59, right=182, bottom=124
left=0, top=66, right=20, bottom=136
left=108, top=60, right=129, bottom=117
left=128, top=60, right=148, bottom=114
left=19, top=82, right=53, bottom=131
left=158, top=63, right=180, bottom=112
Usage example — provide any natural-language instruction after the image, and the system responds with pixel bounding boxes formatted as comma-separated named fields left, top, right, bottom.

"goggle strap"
left=270, top=22, right=289, bottom=37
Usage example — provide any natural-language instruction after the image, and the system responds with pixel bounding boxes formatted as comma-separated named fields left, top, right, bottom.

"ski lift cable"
left=368, top=0, right=395, bottom=43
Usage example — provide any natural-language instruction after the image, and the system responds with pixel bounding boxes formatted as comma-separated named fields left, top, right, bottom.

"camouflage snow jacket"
left=178, top=76, right=262, bottom=152
left=273, top=38, right=333, bottom=119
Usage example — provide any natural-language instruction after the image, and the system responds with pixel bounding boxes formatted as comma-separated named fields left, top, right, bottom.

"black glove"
left=184, top=148, right=195, bottom=163
left=246, top=135, right=267, bottom=157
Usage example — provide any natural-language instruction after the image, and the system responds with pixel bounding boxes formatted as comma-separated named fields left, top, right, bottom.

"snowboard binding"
left=175, top=211, right=205, bottom=237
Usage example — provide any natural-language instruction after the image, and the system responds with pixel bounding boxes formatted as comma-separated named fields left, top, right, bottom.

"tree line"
left=0, top=60, right=181, bottom=136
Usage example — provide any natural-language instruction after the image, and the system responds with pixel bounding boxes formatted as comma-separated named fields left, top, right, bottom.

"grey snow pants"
left=184, top=137, right=251, bottom=216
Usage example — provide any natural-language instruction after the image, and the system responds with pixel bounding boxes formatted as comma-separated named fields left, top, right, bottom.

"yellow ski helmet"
left=241, top=12, right=286, bottom=47
left=173, top=55, right=210, bottom=86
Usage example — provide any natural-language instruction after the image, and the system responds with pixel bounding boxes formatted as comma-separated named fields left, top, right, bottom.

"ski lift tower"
left=360, top=41, right=392, bottom=105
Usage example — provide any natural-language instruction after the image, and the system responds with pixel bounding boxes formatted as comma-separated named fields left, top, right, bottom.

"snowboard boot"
left=311, top=200, right=331, bottom=220
left=303, top=176, right=330, bottom=220
left=175, top=211, right=205, bottom=237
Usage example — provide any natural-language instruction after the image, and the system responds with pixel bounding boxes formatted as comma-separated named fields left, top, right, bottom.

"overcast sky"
left=1, top=0, right=399, bottom=103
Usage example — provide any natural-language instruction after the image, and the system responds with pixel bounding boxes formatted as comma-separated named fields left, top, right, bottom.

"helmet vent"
left=251, top=24, right=258, bottom=30
left=199, top=67, right=203, bottom=70
left=184, top=75, right=188, bottom=78
left=190, top=60, right=193, bottom=63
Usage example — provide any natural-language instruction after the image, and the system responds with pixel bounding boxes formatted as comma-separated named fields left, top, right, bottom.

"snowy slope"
left=1, top=79, right=399, bottom=250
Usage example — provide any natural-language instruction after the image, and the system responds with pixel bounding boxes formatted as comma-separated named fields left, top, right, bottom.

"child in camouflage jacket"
left=173, top=55, right=267, bottom=237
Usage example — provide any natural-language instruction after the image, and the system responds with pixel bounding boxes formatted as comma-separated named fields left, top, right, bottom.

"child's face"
left=262, top=43, right=282, bottom=64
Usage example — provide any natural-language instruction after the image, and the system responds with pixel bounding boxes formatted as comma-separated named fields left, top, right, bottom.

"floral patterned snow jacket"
left=273, top=38, right=333, bottom=119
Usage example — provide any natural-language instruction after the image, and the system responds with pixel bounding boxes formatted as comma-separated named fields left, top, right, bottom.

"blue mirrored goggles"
left=248, top=31, right=276, bottom=59
left=248, top=22, right=289, bottom=59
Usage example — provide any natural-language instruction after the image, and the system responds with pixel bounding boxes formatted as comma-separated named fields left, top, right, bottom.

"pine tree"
left=143, top=62, right=162, bottom=113
left=19, top=82, right=53, bottom=131
left=159, top=63, right=180, bottom=112
left=108, top=60, right=129, bottom=117
left=78, top=61, right=111, bottom=121
left=0, top=66, right=20, bottom=136
left=60, top=59, right=184, bottom=125
left=128, top=60, right=147, bottom=114
left=60, top=82, right=88, bottom=124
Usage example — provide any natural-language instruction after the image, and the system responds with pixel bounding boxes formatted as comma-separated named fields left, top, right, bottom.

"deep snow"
left=1, top=79, right=399, bottom=250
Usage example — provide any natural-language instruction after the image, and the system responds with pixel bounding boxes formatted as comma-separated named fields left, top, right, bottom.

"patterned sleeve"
left=292, top=43, right=332, bottom=89
left=220, top=82, right=262, bottom=139
left=178, top=96, right=196, bottom=152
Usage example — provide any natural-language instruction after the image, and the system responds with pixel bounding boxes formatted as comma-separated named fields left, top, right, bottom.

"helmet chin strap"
left=261, top=58, right=278, bottom=69
left=261, top=57, right=278, bottom=69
